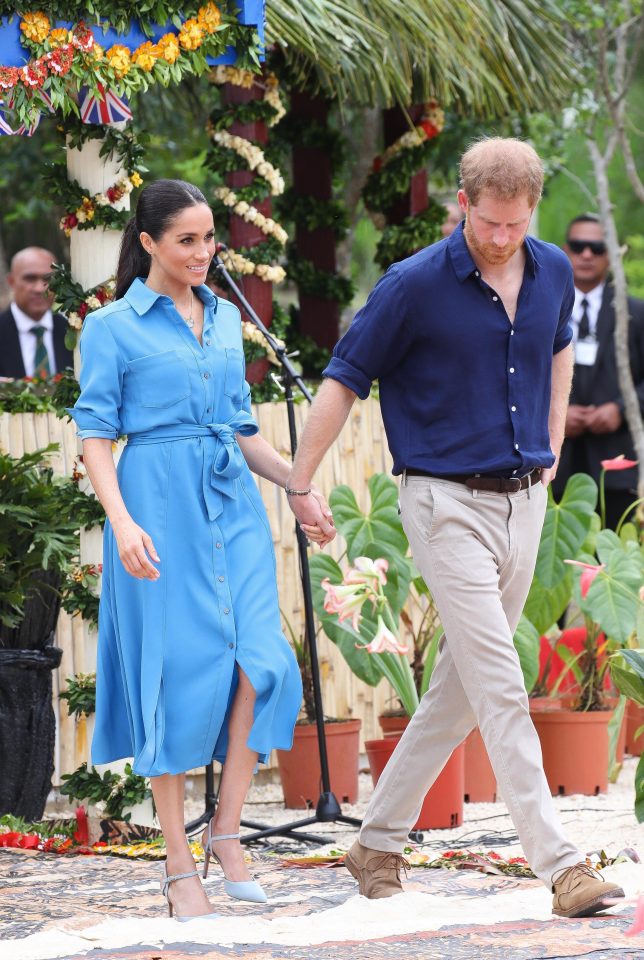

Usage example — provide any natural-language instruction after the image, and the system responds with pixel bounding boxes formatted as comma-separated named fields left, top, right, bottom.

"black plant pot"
left=0, top=570, right=63, bottom=821
left=0, top=641, right=62, bottom=820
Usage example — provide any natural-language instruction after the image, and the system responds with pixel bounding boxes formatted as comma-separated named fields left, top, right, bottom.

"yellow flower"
left=106, top=44, right=131, bottom=78
left=49, top=27, right=71, bottom=48
left=20, top=12, right=50, bottom=44
left=132, top=41, right=159, bottom=72
left=197, top=3, right=222, bottom=34
left=130, top=171, right=143, bottom=188
left=179, top=18, right=204, bottom=51
left=157, top=33, right=180, bottom=64
left=92, top=43, right=104, bottom=62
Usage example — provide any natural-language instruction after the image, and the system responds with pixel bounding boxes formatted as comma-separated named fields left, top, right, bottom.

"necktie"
left=578, top=298, right=590, bottom=340
left=31, top=325, right=51, bottom=378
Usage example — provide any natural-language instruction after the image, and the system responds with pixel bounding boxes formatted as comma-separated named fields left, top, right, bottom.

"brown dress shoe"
left=344, top=840, right=409, bottom=899
left=552, top=863, right=625, bottom=918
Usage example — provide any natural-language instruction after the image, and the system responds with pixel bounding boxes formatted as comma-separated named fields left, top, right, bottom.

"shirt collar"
left=124, top=276, right=218, bottom=316
left=11, top=302, right=53, bottom=332
left=574, top=282, right=605, bottom=309
left=447, top=221, right=539, bottom=281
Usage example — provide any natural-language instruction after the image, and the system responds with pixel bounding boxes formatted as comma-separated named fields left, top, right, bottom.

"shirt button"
left=218, top=576, right=225, bottom=582
left=475, top=271, right=480, bottom=277
left=216, top=542, right=222, bottom=549
left=509, top=367, right=515, bottom=373
left=205, top=338, right=211, bottom=345
left=207, top=407, right=211, bottom=412
left=223, top=608, right=230, bottom=615
left=492, top=295, right=499, bottom=302
left=515, top=443, right=519, bottom=450
left=511, top=405, right=517, bottom=412
left=228, top=642, right=234, bottom=649
left=510, top=330, right=515, bottom=336
left=204, top=372, right=210, bottom=380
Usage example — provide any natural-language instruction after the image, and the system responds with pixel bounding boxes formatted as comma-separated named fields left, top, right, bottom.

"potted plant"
left=524, top=464, right=642, bottom=796
left=276, top=614, right=362, bottom=809
left=309, top=475, right=467, bottom=827
left=609, top=648, right=644, bottom=821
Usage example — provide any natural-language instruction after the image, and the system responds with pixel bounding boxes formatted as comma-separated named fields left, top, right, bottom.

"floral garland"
left=58, top=172, right=141, bottom=235
left=207, top=67, right=288, bottom=296
left=47, top=263, right=115, bottom=349
left=374, top=100, right=445, bottom=172
left=1, top=6, right=261, bottom=129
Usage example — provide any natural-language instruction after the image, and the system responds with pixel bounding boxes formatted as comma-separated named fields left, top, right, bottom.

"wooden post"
left=290, top=91, right=340, bottom=351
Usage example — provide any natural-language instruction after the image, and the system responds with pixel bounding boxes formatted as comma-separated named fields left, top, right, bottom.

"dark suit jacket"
left=0, top=307, right=73, bottom=379
left=556, top=284, right=644, bottom=492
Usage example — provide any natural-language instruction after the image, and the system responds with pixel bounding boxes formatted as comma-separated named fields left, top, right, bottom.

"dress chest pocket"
left=223, top=347, right=244, bottom=400
left=126, top=350, right=191, bottom=408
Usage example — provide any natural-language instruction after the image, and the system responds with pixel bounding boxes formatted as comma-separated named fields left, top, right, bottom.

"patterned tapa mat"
left=1, top=847, right=641, bottom=960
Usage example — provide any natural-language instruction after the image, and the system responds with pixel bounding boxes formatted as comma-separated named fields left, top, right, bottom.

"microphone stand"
left=185, top=246, right=361, bottom=846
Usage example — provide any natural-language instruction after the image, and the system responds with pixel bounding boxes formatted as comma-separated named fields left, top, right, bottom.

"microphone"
left=214, top=242, right=228, bottom=254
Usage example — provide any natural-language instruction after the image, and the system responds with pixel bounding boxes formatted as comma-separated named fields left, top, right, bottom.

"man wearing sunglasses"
left=0, top=246, right=73, bottom=380
left=555, top=214, right=644, bottom=528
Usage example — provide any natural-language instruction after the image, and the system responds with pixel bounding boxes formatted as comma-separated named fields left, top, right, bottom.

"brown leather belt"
left=405, top=467, right=542, bottom=493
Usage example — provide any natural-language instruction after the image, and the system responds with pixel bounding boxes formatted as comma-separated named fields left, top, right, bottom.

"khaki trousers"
left=359, top=475, right=580, bottom=887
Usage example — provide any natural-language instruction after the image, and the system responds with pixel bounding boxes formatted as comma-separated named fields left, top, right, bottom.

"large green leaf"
left=609, top=649, right=644, bottom=705
left=536, top=474, right=597, bottom=588
left=582, top=549, right=642, bottom=645
left=636, top=753, right=644, bottom=823
left=513, top=614, right=541, bottom=693
left=523, top=571, right=572, bottom=635
left=330, top=474, right=408, bottom=561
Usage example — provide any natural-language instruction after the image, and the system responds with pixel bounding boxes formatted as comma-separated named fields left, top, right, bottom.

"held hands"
left=112, top=517, right=160, bottom=580
left=287, top=483, right=336, bottom=548
left=566, top=402, right=622, bottom=437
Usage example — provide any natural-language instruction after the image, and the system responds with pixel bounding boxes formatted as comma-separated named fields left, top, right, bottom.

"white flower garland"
left=209, top=66, right=286, bottom=126
left=213, top=186, right=288, bottom=245
left=219, top=247, right=286, bottom=285
left=241, top=320, right=284, bottom=366
left=210, top=129, right=285, bottom=195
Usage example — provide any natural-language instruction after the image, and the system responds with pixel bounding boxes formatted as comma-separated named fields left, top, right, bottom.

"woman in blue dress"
left=69, top=179, right=336, bottom=920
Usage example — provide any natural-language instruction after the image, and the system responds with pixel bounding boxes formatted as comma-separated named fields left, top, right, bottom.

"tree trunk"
left=588, top=138, right=644, bottom=495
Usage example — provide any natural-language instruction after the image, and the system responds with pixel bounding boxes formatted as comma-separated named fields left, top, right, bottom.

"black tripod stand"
left=185, top=247, right=361, bottom=846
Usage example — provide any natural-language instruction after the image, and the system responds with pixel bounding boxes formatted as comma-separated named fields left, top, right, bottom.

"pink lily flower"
left=601, top=455, right=638, bottom=471
left=321, top=579, right=366, bottom=631
left=564, top=559, right=605, bottom=598
left=344, top=556, right=389, bottom=588
left=356, top=616, right=409, bottom=655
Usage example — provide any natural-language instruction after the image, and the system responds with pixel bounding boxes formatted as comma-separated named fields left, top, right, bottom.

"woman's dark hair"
left=115, top=179, right=208, bottom=299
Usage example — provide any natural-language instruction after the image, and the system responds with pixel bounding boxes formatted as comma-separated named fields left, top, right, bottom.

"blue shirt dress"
left=68, top=278, right=302, bottom=777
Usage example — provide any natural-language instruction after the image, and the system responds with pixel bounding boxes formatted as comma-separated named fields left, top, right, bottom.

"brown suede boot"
left=344, top=840, right=409, bottom=899
left=552, top=863, right=625, bottom=918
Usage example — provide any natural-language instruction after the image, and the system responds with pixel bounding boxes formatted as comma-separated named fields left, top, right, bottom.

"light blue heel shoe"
left=202, top=823, right=268, bottom=904
left=160, top=863, right=220, bottom=921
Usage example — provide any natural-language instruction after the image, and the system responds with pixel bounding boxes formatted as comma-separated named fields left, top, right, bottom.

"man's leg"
left=357, top=478, right=580, bottom=887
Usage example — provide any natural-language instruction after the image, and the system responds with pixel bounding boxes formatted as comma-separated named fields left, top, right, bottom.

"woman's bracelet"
left=285, top=485, right=311, bottom=496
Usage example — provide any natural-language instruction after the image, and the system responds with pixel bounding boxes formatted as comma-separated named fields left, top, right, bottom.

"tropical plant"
left=59, top=672, right=96, bottom=718
left=60, top=762, right=151, bottom=822
left=609, top=648, right=644, bottom=821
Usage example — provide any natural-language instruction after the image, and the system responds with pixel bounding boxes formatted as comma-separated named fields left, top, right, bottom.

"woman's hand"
left=112, top=517, right=160, bottom=580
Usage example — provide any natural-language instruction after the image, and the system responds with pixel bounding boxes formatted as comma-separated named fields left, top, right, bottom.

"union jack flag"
left=0, top=90, right=53, bottom=136
left=79, top=85, right=132, bottom=125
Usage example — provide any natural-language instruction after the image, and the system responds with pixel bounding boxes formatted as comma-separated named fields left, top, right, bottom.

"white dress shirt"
left=572, top=282, right=604, bottom=342
left=10, top=303, right=57, bottom=376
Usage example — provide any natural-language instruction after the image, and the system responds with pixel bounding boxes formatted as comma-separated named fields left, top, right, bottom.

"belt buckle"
left=507, top=476, right=522, bottom=493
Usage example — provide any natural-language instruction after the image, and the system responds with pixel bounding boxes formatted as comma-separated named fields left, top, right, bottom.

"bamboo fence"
left=1, top=399, right=400, bottom=783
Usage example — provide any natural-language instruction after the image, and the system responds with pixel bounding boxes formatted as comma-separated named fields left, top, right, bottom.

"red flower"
left=78, top=301, right=88, bottom=319
left=419, top=120, right=439, bottom=140
left=564, top=559, right=605, bottom=598
left=72, top=22, right=95, bottom=52
left=373, top=157, right=382, bottom=173
left=96, top=288, right=107, bottom=304
left=601, top=455, right=638, bottom=471
left=0, top=66, right=19, bottom=89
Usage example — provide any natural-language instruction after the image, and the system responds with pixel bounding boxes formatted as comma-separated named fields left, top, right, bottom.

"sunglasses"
left=567, top=239, right=607, bottom=256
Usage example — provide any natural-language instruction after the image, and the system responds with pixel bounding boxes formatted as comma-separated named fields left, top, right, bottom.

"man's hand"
left=586, top=401, right=622, bottom=434
left=565, top=404, right=591, bottom=438
left=541, top=462, right=557, bottom=486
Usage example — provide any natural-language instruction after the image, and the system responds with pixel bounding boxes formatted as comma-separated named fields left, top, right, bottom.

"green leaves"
left=330, top=474, right=408, bottom=561
left=578, top=540, right=642, bottom=645
left=536, top=474, right=598, bottom=588
left=513, top=615, right=541, bottom=693
left=609, top=649, right=644, bottom=705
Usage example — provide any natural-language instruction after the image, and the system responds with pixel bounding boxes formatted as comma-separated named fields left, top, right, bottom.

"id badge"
left=575, top=340, right=598, bottom=366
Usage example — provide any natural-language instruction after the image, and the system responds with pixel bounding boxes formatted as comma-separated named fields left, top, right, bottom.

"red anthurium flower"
left=601, top=455, right=638, bottom=471
left=564, top=559, right=605, bottom=597
left=626, top=896, right=644, bottom=937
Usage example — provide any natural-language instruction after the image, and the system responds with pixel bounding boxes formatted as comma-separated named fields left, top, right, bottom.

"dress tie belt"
left=127, top=411, right=258, bottom=520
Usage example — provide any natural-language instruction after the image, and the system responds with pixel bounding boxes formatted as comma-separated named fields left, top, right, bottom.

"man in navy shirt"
left=286, top=138, right=624, bottom=918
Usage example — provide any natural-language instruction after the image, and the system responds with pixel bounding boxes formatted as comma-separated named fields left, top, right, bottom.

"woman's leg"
left=152, top=772, right=213, bottom=916
left=204, top=666, right=259, bottom=881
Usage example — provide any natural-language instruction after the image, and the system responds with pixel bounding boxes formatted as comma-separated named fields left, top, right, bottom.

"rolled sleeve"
left=553, top=265, right=574, bottom=354
left=322, top=266, right=412, bottom=397
left=66, top=314, right=124, bottom=440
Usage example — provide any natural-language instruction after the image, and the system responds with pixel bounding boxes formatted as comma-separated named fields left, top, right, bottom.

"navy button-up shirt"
left=323, top=223, right=574, bottom=477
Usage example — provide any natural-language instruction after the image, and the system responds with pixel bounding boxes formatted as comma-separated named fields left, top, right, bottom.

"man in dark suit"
left=554, top=214, right=644, bottom=528
left=0, top=247, right=73, bottom=379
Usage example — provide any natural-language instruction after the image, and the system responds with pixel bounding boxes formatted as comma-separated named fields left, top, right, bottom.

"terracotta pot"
left=378, top=712, right=410, bottom=738
left=463, top=728, right=496, bottom=803
left=625, top=700, right=644, bottom=756
left=528, top=696, right=563, bottom=712
left=532, top=708, right=612, bottom=796
left=277, top=719, right=361, bottom=809
left=364, top=737, right=464, bottom=830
